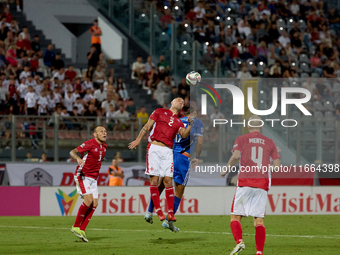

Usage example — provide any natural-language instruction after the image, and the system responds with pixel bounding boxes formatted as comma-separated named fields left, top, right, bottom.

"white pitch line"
left=0, top=226, right=339, bottom=239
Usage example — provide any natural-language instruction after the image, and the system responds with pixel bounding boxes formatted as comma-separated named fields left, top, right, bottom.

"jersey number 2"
left=251, top=147, right=263, bottom=168
left=168, top=117, right=174, bottom=127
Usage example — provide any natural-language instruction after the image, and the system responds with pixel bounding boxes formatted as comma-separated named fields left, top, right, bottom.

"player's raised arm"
left=221, top=150, right=241, bottom=177
left=178, top=116, right=194, bottom=138
left=70, top=148, right=84, bottom=168
left=128, top=118, right=155, bottom=149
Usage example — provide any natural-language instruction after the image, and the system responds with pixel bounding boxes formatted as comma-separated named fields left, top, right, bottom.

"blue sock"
left=174, top=196, right=181, bottom=215
left=148, top=198, right=154, bottom=214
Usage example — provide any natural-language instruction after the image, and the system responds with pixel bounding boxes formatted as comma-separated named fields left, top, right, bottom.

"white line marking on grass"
left=0, top=226, right=339, bottom=239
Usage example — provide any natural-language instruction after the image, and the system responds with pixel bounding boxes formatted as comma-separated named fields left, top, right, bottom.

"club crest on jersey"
left=164, top=112, right=168, bottom=115
left=95, top=148, right=98, bottom=152
left=80, top=143, right=85, bottom=148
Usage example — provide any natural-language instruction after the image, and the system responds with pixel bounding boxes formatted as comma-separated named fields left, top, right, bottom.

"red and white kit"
left=231, top=131, right=280, bottom=217
left=74, top=138, right=107, bottom=199
left=146, top=108, right=184, bottom=177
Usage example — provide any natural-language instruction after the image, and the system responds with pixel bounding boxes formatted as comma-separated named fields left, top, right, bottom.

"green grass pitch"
left=0, top=215, right=339, bottom=254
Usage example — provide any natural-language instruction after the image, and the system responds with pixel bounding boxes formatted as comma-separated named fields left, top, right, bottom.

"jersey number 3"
left=251, top=147, right=263, bottom=168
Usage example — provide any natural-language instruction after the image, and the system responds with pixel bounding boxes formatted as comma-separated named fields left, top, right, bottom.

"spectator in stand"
left=205, top=20, right=217, bottom=44
left=82, top=75, right=94, bottom=92
left=154, top=75, right=173, bottom=106
left=145, top=56, right=155, bottom=73
left=267, top=46, right=280, bottom=67
left=25, top=85, right=37, bottom=115
left=39, top=152, right=49, bottom=162
left=114, top=105, right=130, bottom=131
left=250, top=65, right=258, bottom=77
left=84, top=103, right=97, bottom=120
left=159, top=9, right=173, bottom=30
left=93, top=64, right=106, bottom=87
left=322, top=43, right=336, bottom=61
left=302, top=77, right=317, bottom=100
left=108, top=159, right=124, bottom=186
left=137, top=106, right=149, bottom=124
left=178, top=78, right=190, bottom=99
left=30, top=54, right=39, bottom=75
left=145, top=66, right=158, bottom=95
left=269, top=60, right=282, bottom=76
left=53, top=68, right=65, bottom=85
left=37, top=91, right=48, bottom=116
left=90, top=19, right=102, bottom=54
left=43, top=44, right=55, bottom=68
left=115, top=77, right=128, bottom=100
left=316, top=77, right=333, bottom=102
left=126, top=98, right=136, bottom=117
left=101, top=93, right=116, bottom=115
left=210, top=107, right=225, bottom=121
left=31, top=35, right=41, bottom=55
left=131, top=56, right=145, bottom=86
left=157, top=55, right=170, bottom=75
left=328, top=8, right=339, bottom=38
left=278, top=30, right=291, bottom=48
left=257, top=41, right=268, bottom=64
left=73, top=97, right=84, bottom=115
left=201, top=45, right=216, bottom=74
left=0, top=22, right=9, bottom=42
left=73, top=78, right=82, bottom=93
left=83, top=88, right=94, bottom=106
left=19, top=65, right=31, bottom=80
left=87, top=45, right=99, bottom=68
left=238, top=15, right=252, bottom=37
left=24, top=152, right=33, bottom=162
left=237, top=64, right=252, bottom=79
left=323, top=59, right=336, bottom=78
left=267, top=23, right=280, bottom=44
left=65, top=65, right=77, bottom=82
left=6, top=43, right=17, bottom=66
left=194, top=1, right=206, bottom=20
left=170, top=86, right=179, bottom=102
left=203, top=2, right=217, bottom=23
left=157, top=65, right=167, bottom=81
left=93, top=84, right=107, bottom=108
left=106, top=104, right=116, bottom=128
left=311, top=52, right=323, bottom=76
left=193, top=18, right=206, bottom=43
left=51, top=53, right=64, bottom=71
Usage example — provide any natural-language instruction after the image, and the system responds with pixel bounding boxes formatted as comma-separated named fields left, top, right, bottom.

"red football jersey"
left=148, top=108, right=184, bottom=148
left=75, top=138, right=107, bottom=180
left=232, top=131, right=280, bottom=191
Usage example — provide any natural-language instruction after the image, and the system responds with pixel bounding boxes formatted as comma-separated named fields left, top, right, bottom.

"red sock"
left=73, top=202, right=89, bottom=227
left=165, top=187, right=174, bottom=213
left=80, top=206, right=97, bottom=231
left=150, top=185, right=161, bottom=211
left=230, top=220, right=243, bottom=244
left=255, top=225, right=266, bottom=254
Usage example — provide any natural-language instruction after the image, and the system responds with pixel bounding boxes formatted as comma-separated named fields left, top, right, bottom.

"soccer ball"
left=186, top=71, right=201, bottom=86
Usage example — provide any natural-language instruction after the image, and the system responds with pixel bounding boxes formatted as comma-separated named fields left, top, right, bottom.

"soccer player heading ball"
left=69, top=126, right=107, bottom=242
left=129, top=98, right=194, bottom=223
left=221, top=115, right=280, bottom=255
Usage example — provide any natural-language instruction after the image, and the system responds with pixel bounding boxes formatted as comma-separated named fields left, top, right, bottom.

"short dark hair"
left=183, top=105, right=196, bottom=115
left=94, top=19, right=98, bottom=23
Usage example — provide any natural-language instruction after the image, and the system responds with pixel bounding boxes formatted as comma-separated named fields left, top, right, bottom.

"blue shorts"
left=173, top=152, right=191, bottom=186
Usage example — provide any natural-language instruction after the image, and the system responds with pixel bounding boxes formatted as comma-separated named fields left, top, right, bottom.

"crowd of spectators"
left=131, top=54, right=190, bottom=107
left=150, top=0, right=340, bottom=79
left=0, top=7, right=156, bottom=145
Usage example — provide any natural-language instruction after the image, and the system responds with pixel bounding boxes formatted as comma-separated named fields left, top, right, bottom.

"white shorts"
left=231, top=186, right=267, bottom=218
left=74, top=175, right=98, bottom=199
left=145, top=144, right=174, bottom=177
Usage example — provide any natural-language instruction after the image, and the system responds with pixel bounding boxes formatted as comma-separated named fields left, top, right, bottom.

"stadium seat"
left=324, top=111, right=335, bottom=119
left=277, top=19, right=286, bottom=28
left=80, top=132, right=88, bottom=140
left=309, top=45, right=316, bottom=55
left=74, top=68, right=82, bottom=78
left=257, top=61, right=266, bottom=72
left=299, top=54, right=310, bottom=64
left=311, top=72, right=320, bottom=78
left=313, top=101, right=325, bottom=111
left=292, top=110, right=301, bottom=119
left=298, top=19, right=307, bottom=30
left=247, top=59, right=255, bottom=69
left=58, top=132, right=68, bottom=139
left=287, top=18, right=295, bottom=29
left=300, top=63, right=310, bottom=73
left=314, top=111, right=324, bottom=119
left=82, top=68, right=88, bottom=76
left=225, top=16, right=234, bottom=26
left=323, top=102, right=333, bottom=112
left=300, top=73, right=309, bottom=79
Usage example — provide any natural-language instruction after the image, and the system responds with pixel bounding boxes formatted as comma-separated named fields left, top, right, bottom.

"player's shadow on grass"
left=149, top=237, right=203, bottom=244
left=82, top=236, right=111, bottom=241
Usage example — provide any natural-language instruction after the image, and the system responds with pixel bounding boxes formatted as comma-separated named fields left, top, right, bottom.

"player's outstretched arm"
left=269, top=158, right=281, bottom=172
left=128, top=118, right=155, bottom=149
left=221, top=150, right=241, bottom=177
left=70, top=148, right=84, bottom=168
left=191, top=136, right=203, bottom=169
left=179, top=116, right=194, bottom=139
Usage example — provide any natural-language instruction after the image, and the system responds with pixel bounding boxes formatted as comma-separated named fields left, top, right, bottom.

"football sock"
left=73, top=202, right=89, bottom=227
left=174, top=196, right=181, bottom=214
left=80, top=206, right=97, bottom=231
left=165, top=187, right=175, bottom=213
left=230, top=220, right=243, bottom=244
left=148, top=185, right=164, bottom=213
left=150, top=185, right=161, bottom=211
left=255, top=225, right=266, bottom=254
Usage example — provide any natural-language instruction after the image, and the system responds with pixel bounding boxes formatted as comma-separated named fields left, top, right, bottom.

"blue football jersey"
left=173, top=117, right=203, bottom=154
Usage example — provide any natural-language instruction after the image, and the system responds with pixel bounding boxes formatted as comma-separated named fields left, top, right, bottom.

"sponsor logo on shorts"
left=55, top=189, right=79, bottom=216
